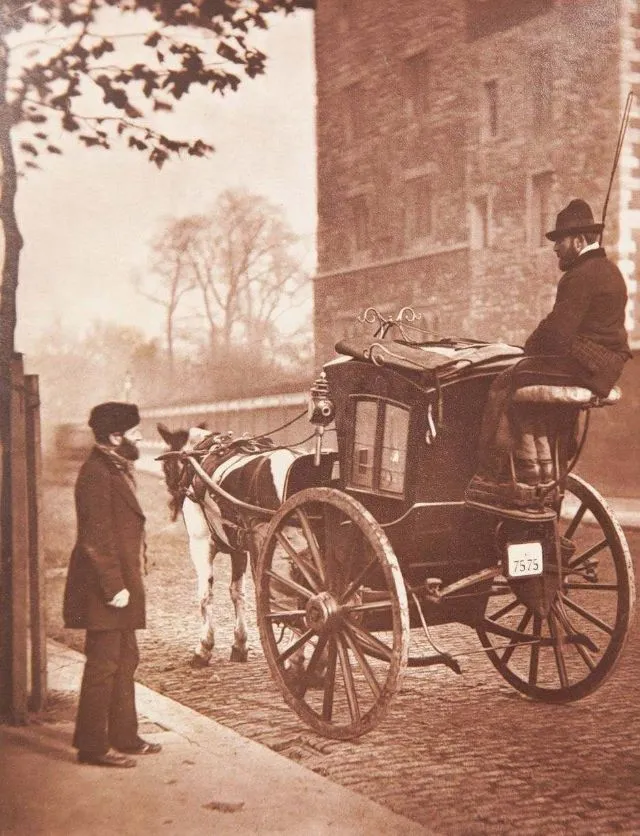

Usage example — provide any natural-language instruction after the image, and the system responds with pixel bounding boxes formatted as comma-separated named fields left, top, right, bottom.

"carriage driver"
left=473, top=198, right=632, bottom=489
left=63, top=401, right=162, bottom=767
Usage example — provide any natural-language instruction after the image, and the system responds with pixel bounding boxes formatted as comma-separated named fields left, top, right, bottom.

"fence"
left=0, top=354, right=45, bottom=722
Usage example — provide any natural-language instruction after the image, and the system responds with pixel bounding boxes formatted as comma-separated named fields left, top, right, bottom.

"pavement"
left=0, top=641, right=426, bottom=836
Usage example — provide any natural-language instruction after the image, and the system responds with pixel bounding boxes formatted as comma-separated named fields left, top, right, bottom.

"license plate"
left=506, top=542, right=543, bottom=578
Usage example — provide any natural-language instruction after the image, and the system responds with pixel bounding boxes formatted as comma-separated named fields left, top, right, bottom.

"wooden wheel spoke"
left=275, top=531, right=321, bottom=593
left=264, top=608, right=306, bottom=621
left=564, top=501, right=587, bottom=539
left=322, top=638, right=338, bottom=721
left=343, top=624, right=381, bottom=698
left=568, top=538, right=607, bottom=571
left=553, top=603, right=597, bottom=672
left=295, top=508, right=326, bottom=583
left=500, top=609, right=532, bottom=665
left=340, top=557, right=378, bottom=605
left=560, top=593, right=614, bottom=636
left=277, top=628, right=315, bottom=665
left=548, top=611, right=569, bottom=688
left=528, top=613, right=542, bottom=687
left=336, top=635, right=361, bottom=723
left=347, top=599, right=394, bottom=614
left=347, top=622, right=393, bottom=662
left=266, top=568, right=313, bottom=601
left=296, top=633, right=329, bottom=700
left=488, top=597, right=521, bottom=623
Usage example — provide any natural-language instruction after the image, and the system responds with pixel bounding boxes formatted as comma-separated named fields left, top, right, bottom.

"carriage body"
left=179, top=325, right=635, bottom=740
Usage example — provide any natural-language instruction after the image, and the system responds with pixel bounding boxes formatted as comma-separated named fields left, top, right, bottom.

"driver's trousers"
left=477, top=357, right=587, bottom=484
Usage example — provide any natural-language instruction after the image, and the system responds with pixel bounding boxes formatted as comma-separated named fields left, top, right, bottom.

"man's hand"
left=108, top=589, right=130, bottom=608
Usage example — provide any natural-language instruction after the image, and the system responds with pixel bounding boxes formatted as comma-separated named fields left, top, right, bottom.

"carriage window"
left=380, top=406, right=409, bottom=493
left=352, top=400, right=377, bottom=489
left=350, top=398, right=409, bottom=496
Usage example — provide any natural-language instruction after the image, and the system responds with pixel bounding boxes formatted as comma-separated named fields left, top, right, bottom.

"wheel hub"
left=305, top=591, right=341, bottom=632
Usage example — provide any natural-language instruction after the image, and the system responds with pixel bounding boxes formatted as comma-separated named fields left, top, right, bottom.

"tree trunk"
left=0, top=31, right=24, bottom=716
left=0, top=33, right=22, bottom=368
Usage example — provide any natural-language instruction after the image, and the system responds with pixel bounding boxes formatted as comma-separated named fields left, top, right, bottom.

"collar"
left=578, top=241, right=601, bottom=257
left=572, top=246, right=606, bottom=267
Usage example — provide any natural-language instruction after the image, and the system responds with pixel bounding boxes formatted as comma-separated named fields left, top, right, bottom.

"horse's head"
left=157, top=422, right=211, bottom=521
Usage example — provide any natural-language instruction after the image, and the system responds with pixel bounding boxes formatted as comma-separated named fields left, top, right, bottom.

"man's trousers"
left=73, top=629, right=139, bottom=755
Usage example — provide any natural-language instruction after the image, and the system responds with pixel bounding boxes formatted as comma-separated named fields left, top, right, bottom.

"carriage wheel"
left=477, top=474, right=635, bottom=702
left=255, top=487, right=410, bottom=739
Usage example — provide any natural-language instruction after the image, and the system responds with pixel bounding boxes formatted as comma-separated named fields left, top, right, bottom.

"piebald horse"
left=157, top=423, right=303, bottom=667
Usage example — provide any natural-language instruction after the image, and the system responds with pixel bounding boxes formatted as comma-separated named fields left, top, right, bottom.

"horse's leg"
left=182, top=500, right=216, bottom=667
left=229, top=550, right=249, bottom=662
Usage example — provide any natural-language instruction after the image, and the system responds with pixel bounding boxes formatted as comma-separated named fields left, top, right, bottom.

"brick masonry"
left=313, top=0, right=640, bottom=365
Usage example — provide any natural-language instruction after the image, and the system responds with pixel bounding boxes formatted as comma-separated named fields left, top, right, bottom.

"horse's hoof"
left=190, top=654, right=210, bottom=669
left=229, top=646, right=248, bottom=663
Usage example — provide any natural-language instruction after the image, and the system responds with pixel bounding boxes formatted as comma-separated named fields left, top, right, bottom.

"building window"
left=348, top=194, right=371, bottom=253
left=531, top=172, right=553, bottom=248
left=338, top=0, right=353, bottom=31
left=404, top=50, right=430, bottom=118
left=481, top=80, right=498, bottom=139
left=531, top=49, right=552, bottom=133
left=404, top=176, right=433, bottom=245
left=466, top=0, right=553, bottom=41
left=470, top=195, right=490, bottom=249
left=344, top=82, right=366, bottom=143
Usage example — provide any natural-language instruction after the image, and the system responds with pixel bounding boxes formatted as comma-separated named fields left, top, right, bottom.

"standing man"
left=471, top=199, right=632, bottom=489
left=63, top=402, right=162, bottom=767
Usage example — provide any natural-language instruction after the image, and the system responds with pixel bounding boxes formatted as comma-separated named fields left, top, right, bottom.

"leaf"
left=46, top=145, right=62, bottom=154
left=62, top=112, right=80, bottom=131
left=145, top=32, right=161, bottom=48
left=19, top=142, right=38, bottom=156
left=217, top=41, right=242, bottom=65
left=128, top=136, right=148, bottom=151
left=150, top=147, right=168, bottom=169
left=153, top=100, right=173, bottom=112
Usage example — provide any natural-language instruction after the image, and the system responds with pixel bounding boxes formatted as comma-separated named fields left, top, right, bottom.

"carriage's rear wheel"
left=477, top=474, right=635, bottom=701
left=256, top=487, right=410, bottom=739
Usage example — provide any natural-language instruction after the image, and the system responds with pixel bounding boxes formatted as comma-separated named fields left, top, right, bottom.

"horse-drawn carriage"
left=159, top=308, right=635, bottom=739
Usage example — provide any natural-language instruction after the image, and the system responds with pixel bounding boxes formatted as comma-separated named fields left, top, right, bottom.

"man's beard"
left=117, top=437, right=140, bottom=461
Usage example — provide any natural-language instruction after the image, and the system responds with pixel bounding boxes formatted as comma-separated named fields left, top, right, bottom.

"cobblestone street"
left=45, top=469, right=640, bottom=834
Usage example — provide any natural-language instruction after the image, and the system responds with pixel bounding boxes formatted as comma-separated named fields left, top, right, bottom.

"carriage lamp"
left=308, top=372, right=335, bottom=466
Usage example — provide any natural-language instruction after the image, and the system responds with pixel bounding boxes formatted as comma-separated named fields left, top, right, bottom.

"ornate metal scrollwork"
left=357, top=306, right=423, bottom=340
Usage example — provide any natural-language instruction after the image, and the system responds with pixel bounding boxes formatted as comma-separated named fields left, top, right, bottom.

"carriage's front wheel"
left=256, top=487, right=410, bottom=739
left=477, top=474, right=635, bottom=702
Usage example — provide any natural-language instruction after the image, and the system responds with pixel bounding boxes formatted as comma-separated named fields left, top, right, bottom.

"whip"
left=600, top=90, right=635, bottom=243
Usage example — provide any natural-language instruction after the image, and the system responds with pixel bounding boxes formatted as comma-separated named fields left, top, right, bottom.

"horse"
left=156, top=422, right=303, bottom=667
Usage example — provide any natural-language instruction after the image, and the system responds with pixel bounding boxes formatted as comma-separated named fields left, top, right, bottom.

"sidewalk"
left=0, top=641, right=426, bottom=836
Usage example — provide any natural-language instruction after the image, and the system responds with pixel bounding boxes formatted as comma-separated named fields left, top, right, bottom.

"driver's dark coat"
left=63, top=447, right=146, bottom=630
left=524, top=247, right=631, bottom=395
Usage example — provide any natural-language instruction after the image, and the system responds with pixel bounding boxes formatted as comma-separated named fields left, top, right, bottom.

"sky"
left=13, top=7, right=316, bottom=353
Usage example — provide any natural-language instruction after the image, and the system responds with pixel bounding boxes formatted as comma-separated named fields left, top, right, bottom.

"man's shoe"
left=115, top=737, right=162, bottom=755
left=78, top=749, right=136, bottom=768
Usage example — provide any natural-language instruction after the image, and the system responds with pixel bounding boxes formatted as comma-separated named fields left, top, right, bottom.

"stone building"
left=312, top=0, right=640, bottom=364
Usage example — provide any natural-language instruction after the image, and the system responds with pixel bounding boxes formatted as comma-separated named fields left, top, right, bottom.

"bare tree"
left=135, top=216, right=204, bottom=380
left=163, top=188, right=311, bottom=359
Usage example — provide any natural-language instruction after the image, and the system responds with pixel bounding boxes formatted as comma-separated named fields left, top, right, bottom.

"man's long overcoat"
left=63, top=448, right=146, bottom=630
